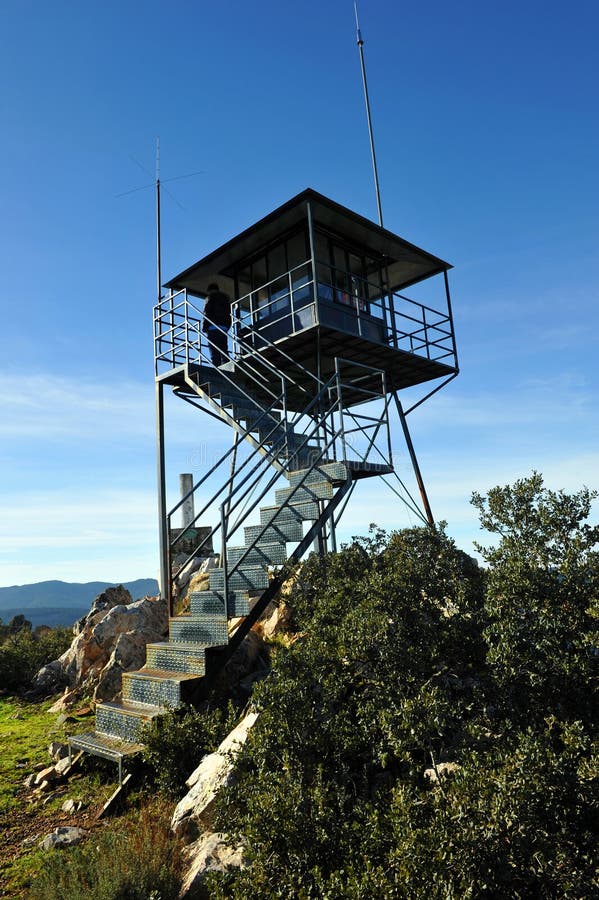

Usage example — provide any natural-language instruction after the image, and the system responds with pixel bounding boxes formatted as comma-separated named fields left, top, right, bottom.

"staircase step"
left=146, top=642, right=207, bottom=675
left=227, top=542, right=287, bottom=566
left=275, top=481, right=334, bottom=504
left=96, top=700, right=162, bottom=743
left=244, top=519, right=303, bottom=545
left=169, top=615, right=228, bottom=644
left=209, top=566, right=269, bottom=592
left=260, top=501, right=318, bottom=525
left=287, top=461, right=348, bottom=487
left=187, top=590, right=227, bottom=615
left=122, top=669, right=200, bottom=709
left=68, top=731, right=144, bottom=760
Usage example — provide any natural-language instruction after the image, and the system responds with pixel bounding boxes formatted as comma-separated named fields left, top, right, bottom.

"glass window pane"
left=287, top=230, right=308, bottom=268
left=313, top=230, right=330, bottom=265
left=267, top=243, right=286, bottom=280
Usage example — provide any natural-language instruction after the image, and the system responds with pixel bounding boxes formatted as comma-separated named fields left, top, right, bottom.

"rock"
left=73, top=585, right=134, bottom=635
left=34, top=766, right=56, bottom=787
left=35, top=660, right=66, bottom=694
left=48, top=741, right=69, bottom=762
left=39, top=826, right=86, bottom=851
left=238, top=668, right=270, bottom=695
left=62, top=798, right=82, bottom=814
left=180, top=832, right=246, bottom=898
left=22, top=833, right=41, bottom=847
left=223, top=631, right=269, bottom=691
left=34, top=589, right=168, bottom=704
left=172, top=711, right=259, bottom=838
left=54, top=755, right=73, bottom=777
left=23, top=773, right=37, bottom=789
left=424, top=761, right=460, bottom=784
left=50, top=694, right=80, bottom=715
left=255, top=599, right=292, bottom=639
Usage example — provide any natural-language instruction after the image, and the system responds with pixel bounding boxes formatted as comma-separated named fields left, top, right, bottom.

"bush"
left=472, top=472, right=599, bottom=725
left=202, top=486, right=598, bottom=898
left=0, top=625, right=72, bottom=694
left=28, top=797, right=183, bottom=900
left=142, top=701, right=238, bottom=798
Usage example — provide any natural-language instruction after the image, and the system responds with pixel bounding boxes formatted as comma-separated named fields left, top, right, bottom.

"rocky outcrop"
left=172, top=710, right=259, bottom=838
left=33, top=586, right=168, bottom=705
left=179, top=832, right=246, bottom=898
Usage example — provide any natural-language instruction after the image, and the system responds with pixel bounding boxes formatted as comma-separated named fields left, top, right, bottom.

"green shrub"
left=203, top=486, right=598, bottom=898
left=0, top=625, right=72, bottom=694
left=472, top=472, right=599, bottom=725
left=28, top=797, right=183, bottom=900
left=142, top=701, right=238, bottom=798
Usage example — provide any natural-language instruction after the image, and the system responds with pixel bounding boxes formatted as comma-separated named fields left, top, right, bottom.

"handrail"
left=156, top=289, right=394, bottom=602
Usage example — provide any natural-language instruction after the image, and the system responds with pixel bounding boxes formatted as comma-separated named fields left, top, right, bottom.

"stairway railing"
left=155, top=290, right=392, bottom=610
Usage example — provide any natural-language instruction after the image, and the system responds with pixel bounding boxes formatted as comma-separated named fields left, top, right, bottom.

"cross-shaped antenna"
left=115, top=138, right=205, bottom=302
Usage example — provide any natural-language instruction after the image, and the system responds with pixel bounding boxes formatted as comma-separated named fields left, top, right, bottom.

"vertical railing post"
left=220, top=503, right=229, bottom=617
left=335, top=358, right=347, bottom=463
left=444, top=269, right=459, bottom=371
left=306, top=201, right=318, bottom=319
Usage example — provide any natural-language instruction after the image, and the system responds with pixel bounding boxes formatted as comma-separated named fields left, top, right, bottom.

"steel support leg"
left=393, top=392, right=435, bottom=528
left=155, top=381, right=170, bottom=613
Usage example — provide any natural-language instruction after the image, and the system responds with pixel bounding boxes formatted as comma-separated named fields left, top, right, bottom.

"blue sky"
left=1, top=0, right=597, bottom=586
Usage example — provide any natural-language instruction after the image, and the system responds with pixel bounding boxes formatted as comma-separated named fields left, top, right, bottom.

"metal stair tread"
left=227, top=540, right=285, bottom=553
left=97, top=699, right=164, bottom=719
left=146, top=640, right=219, bottom=651
left=126, top=668, right=201, bottom=682
left=68, top=731, right=144, bottom=758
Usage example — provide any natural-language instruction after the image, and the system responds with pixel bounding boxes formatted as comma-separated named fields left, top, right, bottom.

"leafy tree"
left=472, top=472, right=599, bottom=724
left=204, top=481, right=598, bottom=898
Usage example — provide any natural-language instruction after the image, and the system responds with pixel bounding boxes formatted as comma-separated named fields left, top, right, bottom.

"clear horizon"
left=1, top=0, right=597, bottom=585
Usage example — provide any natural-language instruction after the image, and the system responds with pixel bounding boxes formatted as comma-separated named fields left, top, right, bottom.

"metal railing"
left=154, top=263, right=456, bottom=382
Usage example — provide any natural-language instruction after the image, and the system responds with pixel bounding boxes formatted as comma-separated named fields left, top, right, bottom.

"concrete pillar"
left=179, top=473, right=195, bottom=529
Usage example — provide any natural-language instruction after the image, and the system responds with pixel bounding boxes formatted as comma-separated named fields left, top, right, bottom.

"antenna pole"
left=155, top=137, right=162, bottom=301
left=354, top=1, right=383, bottom=227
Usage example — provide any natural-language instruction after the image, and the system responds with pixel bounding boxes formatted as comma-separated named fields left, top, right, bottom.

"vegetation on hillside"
left=0, top=618, right=71, bottom=694
left=205, top=474, right=598, bottom=898
left=2, top=474, right=597, bottom=898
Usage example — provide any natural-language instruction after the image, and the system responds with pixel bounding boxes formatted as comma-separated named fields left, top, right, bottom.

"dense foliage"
left=0, top=619, right=71, bottom=694
left=29, top=798, right=183, bottom=900
left=142, top=701, right=238, bottom=798
left=206, top=476, right=598, bottom=898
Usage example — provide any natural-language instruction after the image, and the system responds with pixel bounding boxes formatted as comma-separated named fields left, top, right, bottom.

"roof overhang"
left=165, top=188, right=452, bottom=297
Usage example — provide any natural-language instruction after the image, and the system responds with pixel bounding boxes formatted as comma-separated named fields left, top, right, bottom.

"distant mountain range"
left=0, top=579, right=159, bottom=629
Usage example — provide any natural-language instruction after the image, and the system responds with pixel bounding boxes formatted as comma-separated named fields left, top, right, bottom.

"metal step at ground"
left=67, top=731, right=144, bottom=784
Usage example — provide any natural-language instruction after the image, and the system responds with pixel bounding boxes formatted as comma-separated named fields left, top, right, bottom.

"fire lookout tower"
left=69, top=189, right=458, bottom=772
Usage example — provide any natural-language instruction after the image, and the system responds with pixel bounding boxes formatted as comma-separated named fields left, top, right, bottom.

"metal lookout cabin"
left=69, top=188, right=458, bottom=779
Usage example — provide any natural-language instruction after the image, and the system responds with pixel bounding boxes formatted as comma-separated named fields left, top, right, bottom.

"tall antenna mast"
left=155, top=137, right=162, bottom=302
left=354, top=1, right=384, bottom=226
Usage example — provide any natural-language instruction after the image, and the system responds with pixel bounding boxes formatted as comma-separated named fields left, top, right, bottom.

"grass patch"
left=28, top=796, right=184, bottom=900
left=0, top=697, right=124, bottom=898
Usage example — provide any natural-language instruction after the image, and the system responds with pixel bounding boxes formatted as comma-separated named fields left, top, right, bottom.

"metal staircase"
left=69, top=298, right=393, bottom=780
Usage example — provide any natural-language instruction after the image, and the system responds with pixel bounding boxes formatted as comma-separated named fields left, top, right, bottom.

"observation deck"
left=157, top=189, right=458, bottom=409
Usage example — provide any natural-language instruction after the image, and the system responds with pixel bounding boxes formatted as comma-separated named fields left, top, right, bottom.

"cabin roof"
left=165, top=188, right=452, bottom=297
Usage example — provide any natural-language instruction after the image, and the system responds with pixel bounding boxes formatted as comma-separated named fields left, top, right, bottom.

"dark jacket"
left=203, top=290, right=231, bottom=331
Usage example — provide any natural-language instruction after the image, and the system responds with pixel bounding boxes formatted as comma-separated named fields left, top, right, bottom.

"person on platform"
left=203, top=282, right=231, bottom=367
